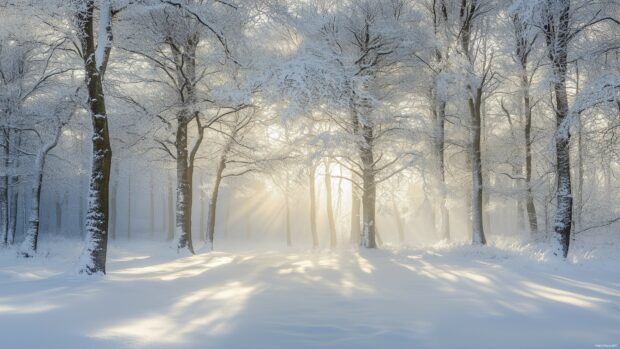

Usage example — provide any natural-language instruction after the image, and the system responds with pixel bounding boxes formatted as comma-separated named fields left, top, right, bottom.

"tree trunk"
left=360, top=124, right=377, bottom=248
left=458, top=0, right=486, bottom=245
left=207, top=161, right=224, bottom=249
left=574, top=62, right=583, bottom=232
left=8, top=131, right=21, bottom=244
left=309, top=165, right=319, bottom=248
left=521, top=59, right=538, bottom=234
left=324, top=161, right=337, bottom=248
left=20, top=164, right=44, bottom=256
left=431, top=0, right=450, bottom=241
left=544, top=0, right=572, bottom=258
left=21, top=119, right=65, bottom=256
left=175, top=117, right=194, bottom=254
left=79, top=0, right=113, bottom=274
left=574, top=115, right=583, bottom=232
left=469, top=88, right=486, bottom=245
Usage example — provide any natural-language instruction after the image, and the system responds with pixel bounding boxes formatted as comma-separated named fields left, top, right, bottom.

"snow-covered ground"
left=0, top=235, right=619, bottom=349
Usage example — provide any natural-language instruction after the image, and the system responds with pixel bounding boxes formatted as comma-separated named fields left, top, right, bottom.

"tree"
left=511, top=7, right=539, bottom=234
left=117, top=0, right=245, bottom=254
left=271, top=1, right=423, bottom=248
left=20, top=109, right=73, bottom=256
left=206, top=108, right=256, bottom=249
left=77, top=0, right=114, bottom=274
left=0, top=17, right=74, bottom=254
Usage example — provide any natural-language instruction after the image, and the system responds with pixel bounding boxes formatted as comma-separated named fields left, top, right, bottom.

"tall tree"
left=77, top=0, right=114, bottom=274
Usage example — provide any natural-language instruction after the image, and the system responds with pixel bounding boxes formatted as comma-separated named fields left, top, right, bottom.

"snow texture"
left=1, top=235, right=618, bottom=349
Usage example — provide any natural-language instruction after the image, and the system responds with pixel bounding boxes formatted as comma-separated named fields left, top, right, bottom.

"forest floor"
left=0, top=235, right=619, bottom=349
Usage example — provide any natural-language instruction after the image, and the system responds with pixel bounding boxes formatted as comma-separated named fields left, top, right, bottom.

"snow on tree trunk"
left=543, top=0, right=572, bottom=258
left=522, top=66, right=538, bottom=234
left=360, top=124, right=377, bottom=249
left=175, top=116, right=194, bottom=254
left=459, top=0, right=487, bottom=246
left=79, top=0, right=113, bottom=275
left=20, top=158, right=45, bottom=257
left=469, top=88, right=487, bottom=245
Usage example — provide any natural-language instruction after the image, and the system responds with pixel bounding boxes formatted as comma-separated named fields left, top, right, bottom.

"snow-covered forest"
left=0, top=0, right=619, bottom=348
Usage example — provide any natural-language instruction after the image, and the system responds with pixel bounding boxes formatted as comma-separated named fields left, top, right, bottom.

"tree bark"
left=573, top=62, right=583, bottom=232
left=169, top=31, right=199, bottom=254
left=517, top=34, right=539, bottom=234
left=20, top=164, right=44, bottom=256
left=459, top=0, right=486, bottom=245
left=79, top=0, right=113, bottom=274
left=175, top=116, right=194, bottom=254
left=524, top=81, right=538, bottom=234
left=360, top=124, right=377, bottom=248
left=543, top=0, right=572, bottom=258
left=469, top=87, right=487, bottom=245
left=207, top=154, right=225, bottom=249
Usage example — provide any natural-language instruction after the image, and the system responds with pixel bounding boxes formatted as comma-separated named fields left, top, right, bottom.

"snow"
left=1, top=236, right=619, bottom=349
left=95, top=0, right=111, bottom=72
